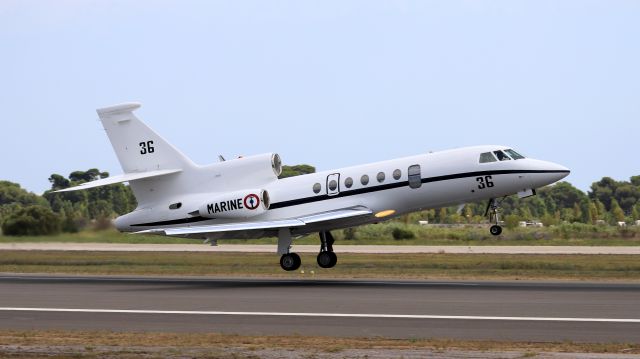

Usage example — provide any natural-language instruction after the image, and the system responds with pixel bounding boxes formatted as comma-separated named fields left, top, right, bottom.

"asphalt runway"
left=1, top=275, right=639, bottom=343
left=3, top=243, right=640, bottom=254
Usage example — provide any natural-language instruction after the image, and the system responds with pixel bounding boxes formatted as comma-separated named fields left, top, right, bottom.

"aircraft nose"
left=544, top=161, right=571, bottom=182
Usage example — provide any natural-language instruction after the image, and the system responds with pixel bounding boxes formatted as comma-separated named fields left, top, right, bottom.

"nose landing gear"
left=485, top=198, right=503, bottom=236
left=317, top=231, right=338, bottom=268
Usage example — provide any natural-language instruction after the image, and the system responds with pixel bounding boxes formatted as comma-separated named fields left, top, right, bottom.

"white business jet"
left=59, top=103, right=570, bottom=271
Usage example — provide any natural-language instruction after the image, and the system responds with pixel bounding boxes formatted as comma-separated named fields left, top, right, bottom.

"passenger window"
left=169, top=202, right=182, bottom=210
left=393, top=169, right=401, bottom=180
left=312, top=183, right=321, bottom=194
left=377, top=172, right=385, bottom=183
left=479, top=152, right=497, bottom=163
left=344, top=177, right=353, bottom=188
left=361, top=175, right=369, bottom=185
left=408, top=165, right=421, bottom=189
left=493, top=150, right=512, bottom=161
left=505, top=149, right=525, bottom=160
left=328, top=180, right=338, bottom=191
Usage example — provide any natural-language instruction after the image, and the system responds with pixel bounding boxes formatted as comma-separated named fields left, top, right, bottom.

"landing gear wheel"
left=490, top=225, right=502, bottom=236
left=280, top=253, right=301, bottom=271
left=317, top=251, right=338, bottom=268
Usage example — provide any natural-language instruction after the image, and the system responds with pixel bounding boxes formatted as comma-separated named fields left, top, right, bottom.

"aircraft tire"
left=280, top=253, right=301, bottom=271
left=317, top=251, right=337, bottom=268
left=490, top=225, right=503, bottom=236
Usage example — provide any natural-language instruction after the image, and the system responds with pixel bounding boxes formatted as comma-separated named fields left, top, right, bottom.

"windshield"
left=479, top=152, right=497, bottom=163
left=493, top=150, right=512, bottom=161
left=505, top=149, right=525, bottom=160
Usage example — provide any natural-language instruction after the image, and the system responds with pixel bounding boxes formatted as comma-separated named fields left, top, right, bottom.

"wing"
left=134, top=206, right=372, bottom=237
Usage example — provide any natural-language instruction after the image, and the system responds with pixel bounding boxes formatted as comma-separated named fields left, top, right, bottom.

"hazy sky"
left=1, top=0, right=639, bottom=194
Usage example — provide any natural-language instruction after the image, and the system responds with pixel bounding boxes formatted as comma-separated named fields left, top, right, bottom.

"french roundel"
left=243, top=194, right=260, bottom=210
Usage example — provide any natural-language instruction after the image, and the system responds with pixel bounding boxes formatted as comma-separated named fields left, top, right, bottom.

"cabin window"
left=493, top=150, right=512, bottom=161
left=479, top=152, right=497, bottom=163
left=328, top=179, right=338, bottom=191
left=361, top=174, right=369, bottom=185
left=344, top=177, right=353, bottom=188
left=377, top=172, right=385, bottom=183
left=408, top=164, right=421, bottom=189
left=169, top=202, right=182, bottom=210
left=393, top=169, right=401, bottom=180
left=312, top=183, right=321, bottom=194
left=505, top=149, right=525, bottom=160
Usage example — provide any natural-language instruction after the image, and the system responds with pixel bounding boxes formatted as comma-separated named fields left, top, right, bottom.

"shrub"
left=343, top=227, right=357, bottom=240
left=1, top=205, right=61, bottom=236
left=392, top=227, right=415, bottom=240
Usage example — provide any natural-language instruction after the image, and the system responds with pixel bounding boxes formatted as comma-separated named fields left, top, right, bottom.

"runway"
left=3, top=243, right=640, bottom=254
left=1, top=275, right=639, bottom=343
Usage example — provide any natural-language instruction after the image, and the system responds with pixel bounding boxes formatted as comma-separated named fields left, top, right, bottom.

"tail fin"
left=97, top=103, right=194, bottom=173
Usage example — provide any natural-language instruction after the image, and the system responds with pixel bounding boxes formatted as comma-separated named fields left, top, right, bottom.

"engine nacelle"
left=198, top=189, right=270, bottom=219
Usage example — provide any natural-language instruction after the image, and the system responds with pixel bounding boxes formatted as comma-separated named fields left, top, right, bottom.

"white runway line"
left=1, top=307, right=639, bottom=323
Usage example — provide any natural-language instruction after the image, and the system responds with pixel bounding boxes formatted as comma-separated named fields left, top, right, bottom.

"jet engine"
left=198, top=189, right=270, bottom=219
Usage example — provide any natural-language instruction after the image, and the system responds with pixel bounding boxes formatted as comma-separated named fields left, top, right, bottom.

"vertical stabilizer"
left=97, top=103, right=194, bottom=173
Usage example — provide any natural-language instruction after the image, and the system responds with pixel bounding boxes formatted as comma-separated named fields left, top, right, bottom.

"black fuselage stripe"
left=130, top=169, right=568, bottom=227
left=130, top=216, right=210, bottom=227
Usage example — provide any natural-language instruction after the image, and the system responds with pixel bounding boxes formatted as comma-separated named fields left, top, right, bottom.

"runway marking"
left=1, top=307, right=639, bottom=323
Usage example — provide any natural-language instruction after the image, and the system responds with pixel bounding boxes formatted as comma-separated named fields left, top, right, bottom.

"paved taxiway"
left=2, top=243, right=640, bottom=254
left=1, top=275, right=639, bottom=342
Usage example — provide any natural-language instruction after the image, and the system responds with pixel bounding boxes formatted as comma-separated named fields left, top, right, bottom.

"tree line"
left=0, top=165, right=638, bottom=236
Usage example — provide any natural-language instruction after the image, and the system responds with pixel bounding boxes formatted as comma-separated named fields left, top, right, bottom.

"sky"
left=1, top=0, right=639, bottom=194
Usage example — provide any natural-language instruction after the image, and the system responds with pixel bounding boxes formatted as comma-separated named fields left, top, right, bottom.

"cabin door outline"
left=326, top=173, right=340, bottom=196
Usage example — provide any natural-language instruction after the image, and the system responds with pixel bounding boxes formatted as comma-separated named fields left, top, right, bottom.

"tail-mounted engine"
left=198, top=189, right=270, bottom=219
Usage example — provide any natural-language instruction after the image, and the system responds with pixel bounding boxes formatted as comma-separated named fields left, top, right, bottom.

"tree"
left=0, top=181, right=50, bottom=228
left=43, top=169, right=137, bottom=232
left=579, top=199, right=592, bottom=224
left=632, top=204, right=640, bottom=222
left=610, top=198, right=625, bottom=223
left=589, top=177, right=617, bottom=210
left=0, top=181, right=48, bottom=207
left=279, top=164, right=316, bottom=178
left=539, top=182, right=587, bottom=211
left=2, top=205, right=61, bottom=236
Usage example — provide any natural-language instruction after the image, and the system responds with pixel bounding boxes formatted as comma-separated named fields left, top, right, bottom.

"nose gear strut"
left=485, top=198, right=504, bottom=236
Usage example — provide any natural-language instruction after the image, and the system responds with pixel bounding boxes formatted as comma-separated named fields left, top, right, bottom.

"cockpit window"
left=493, top=150, right=512, bottom=161
left=505, top=149, right=525, bottom=160
left=479, top=152, right=497, bottom=163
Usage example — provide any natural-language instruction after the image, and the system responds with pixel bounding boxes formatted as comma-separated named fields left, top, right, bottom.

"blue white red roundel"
left=243, top=194, right=260, bottom=210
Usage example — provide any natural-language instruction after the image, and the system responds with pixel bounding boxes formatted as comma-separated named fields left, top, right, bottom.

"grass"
left=1, top=250, right=640, bottom=280
left=0, top=330, right=638, bottom=356
left=2, top=223, right=640, bottom=246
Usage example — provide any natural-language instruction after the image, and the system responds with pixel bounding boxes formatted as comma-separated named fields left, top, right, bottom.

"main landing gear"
left=280, top=252, right=301, bottom=271
left=485, top=198, right=503, bottom=236
left=276, top=228, right=338, bottom=271
left=317, top=231, right=337, bottom=268
left=278, top=228, right=301, bottom=271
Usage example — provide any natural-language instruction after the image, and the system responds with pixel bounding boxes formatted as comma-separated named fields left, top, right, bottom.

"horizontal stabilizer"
left=133, top=206, right=372, bottom=237
left=54, top=169, right=182, bottom=192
